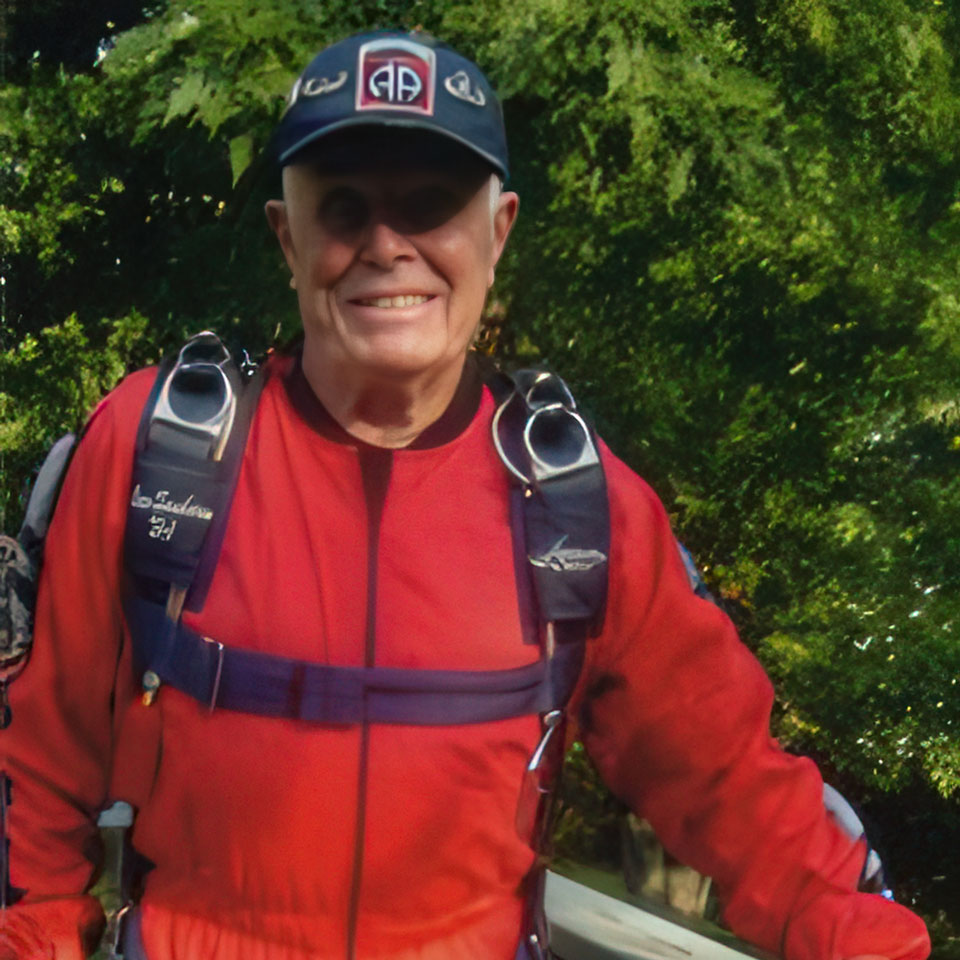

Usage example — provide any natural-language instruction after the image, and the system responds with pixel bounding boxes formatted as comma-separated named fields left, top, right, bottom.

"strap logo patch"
left=130, top=484, right=214, bottom=541
left=530, top=536, right=607, bottom=573
left=356, top=38, right=435, bottom=115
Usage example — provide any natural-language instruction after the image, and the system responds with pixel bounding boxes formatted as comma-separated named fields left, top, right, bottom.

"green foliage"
left=3, top=0, right=960, bottom=944
left=0, top=311, right=153, bottom=522
left=554, top=742, right=624, bottom=869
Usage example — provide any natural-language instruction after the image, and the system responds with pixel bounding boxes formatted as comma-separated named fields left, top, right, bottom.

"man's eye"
left=394, top=187, right=465, bottom=233
left=319, top=189, right=369, bottom=235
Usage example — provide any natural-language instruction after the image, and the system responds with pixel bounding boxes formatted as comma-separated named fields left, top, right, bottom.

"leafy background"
left=2, top=0, right=960, bottom=952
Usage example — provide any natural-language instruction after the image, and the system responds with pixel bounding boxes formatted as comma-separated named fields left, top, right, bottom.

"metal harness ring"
left=492, top=377, right=600, bottom=487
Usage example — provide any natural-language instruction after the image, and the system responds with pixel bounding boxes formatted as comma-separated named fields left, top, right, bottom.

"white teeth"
left=358, top=295, right=430, bottom=308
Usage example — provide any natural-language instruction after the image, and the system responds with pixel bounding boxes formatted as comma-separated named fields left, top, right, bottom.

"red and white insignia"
left=356, top=38, right=436, bottom=116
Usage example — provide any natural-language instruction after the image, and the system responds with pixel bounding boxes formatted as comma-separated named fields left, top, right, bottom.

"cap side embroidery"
left=303, top=71, right=348, bottom=98
left=444, top=70, right=486, bottom=107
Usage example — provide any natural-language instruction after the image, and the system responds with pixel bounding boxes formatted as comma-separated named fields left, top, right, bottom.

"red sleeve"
left=1, top=370, right=155, bottom=955
left=577, top=448, right=930, bottom=960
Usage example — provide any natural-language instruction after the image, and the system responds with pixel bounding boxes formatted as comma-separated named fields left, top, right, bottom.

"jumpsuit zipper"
left=346, top=447, right=393, bottom=960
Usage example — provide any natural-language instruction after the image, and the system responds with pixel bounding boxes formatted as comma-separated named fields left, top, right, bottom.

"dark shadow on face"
left=288, top=127, right=498, bottom=240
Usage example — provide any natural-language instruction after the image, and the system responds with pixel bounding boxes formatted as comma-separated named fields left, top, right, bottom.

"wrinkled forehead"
left=286, top=126, right=496, bottom=184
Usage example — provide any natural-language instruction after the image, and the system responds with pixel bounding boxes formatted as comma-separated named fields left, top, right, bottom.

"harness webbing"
left=121, top=342, right=610, bottom=960
left=124, top=350, right=608, bottom=730
left=124, top=592, right=581, bottom=726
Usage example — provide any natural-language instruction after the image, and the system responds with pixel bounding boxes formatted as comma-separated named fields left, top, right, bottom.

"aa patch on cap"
left=356, top=38, right=436, bottom=116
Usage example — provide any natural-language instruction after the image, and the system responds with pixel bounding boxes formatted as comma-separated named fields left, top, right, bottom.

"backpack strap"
left=124, top=332, right=263, bottom=615
left=0, top=432, right=78, bottom=729
left=487, top=367, right=610, bottom=960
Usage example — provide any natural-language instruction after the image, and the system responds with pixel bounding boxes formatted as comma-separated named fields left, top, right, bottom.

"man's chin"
left=303, top=328, right=469, bottom=388
left=347, top=343, right=465, bottom=384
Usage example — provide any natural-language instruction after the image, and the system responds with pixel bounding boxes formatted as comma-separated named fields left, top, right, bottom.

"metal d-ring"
left=492, top=393, right=534, bottom=486
left=523, top=404, right=599, bottom=482
left=151, top=333, right=238, bottom=461
left=524, top=371, right=576, bottom=411
left=177, top=330, right=231, bottom=367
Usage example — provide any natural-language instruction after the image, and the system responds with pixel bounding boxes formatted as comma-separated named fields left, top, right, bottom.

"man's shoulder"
left=81, top=366, right=159, bottom=441
left=597, top=439, right=667, bottom=524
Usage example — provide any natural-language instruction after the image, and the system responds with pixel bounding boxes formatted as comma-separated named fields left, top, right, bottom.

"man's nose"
left=358, top=218, right=416, bottom=269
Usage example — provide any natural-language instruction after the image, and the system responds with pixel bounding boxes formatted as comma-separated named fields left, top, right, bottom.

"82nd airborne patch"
left=356, top=38, right=436, bottom=116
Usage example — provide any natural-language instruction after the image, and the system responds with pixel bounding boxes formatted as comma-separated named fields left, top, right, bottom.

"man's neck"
left=300, top=344, right=467, bottom=449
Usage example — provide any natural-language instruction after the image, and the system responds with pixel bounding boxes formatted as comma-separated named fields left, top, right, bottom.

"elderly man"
left=0, top=29, right=931, bottom=960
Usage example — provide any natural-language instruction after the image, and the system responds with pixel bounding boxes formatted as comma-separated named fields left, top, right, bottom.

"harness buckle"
left=516, top=708, right=566, bottom=845
left=203, top=636, right=225, bottom=713
left=150, top=332, right=238, bottom=461
left=492, top=371, right=599, bottom=487
left=105, top=902, right=133, bottom=960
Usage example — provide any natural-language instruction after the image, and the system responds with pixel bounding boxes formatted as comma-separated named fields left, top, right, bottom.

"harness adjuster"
left=516, top=708, right=565, bottom=845
left=151, top=332, right=239, bottom=461
left=492, top=371, right=600, bottom=488
left=141, top=670, right=161, bottom=707
left=203, top=636, right=225, bottom=713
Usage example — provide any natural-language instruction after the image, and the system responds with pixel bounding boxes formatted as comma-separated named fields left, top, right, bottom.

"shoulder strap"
left=123, top=332, right=263, bottom=615
left=486, top=364, right=611, bottom=960
left=17, top=432, right=78, bottom=569
left=489, top=366, right=610, bottom=635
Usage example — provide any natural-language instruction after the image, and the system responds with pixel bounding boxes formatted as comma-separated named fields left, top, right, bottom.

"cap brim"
left=277, top=115, right=508, bottom=179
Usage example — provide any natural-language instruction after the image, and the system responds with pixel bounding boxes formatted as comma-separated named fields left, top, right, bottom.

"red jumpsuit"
left=0, top=352, right=930, bottom=960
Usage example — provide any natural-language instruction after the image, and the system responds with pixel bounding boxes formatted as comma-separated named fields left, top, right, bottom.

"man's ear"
left=488, top=191, right=519, bottom=288
left=265, top=199, right=297, bottom=274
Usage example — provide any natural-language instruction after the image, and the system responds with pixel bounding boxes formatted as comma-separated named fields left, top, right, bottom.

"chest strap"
left=124, top=593, right=579, bottom=725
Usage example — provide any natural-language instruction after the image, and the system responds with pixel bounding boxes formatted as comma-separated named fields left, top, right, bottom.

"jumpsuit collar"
left=282, top=349, right=484, bottom=450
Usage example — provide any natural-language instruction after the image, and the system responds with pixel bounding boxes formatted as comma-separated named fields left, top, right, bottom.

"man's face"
left=266, top=131, right=518, bottom=384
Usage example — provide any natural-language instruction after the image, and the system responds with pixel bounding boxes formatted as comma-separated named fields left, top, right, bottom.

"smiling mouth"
left=352, top=294, right=433, bottom=309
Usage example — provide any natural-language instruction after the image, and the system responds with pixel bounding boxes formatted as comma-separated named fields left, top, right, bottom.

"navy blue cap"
left=273, top=31, right=509, bottom=178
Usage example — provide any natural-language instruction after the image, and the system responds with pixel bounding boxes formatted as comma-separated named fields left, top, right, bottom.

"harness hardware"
left=524, top=405, right=598, bottom=482
left=151, top=332, right=238, bottom=462
left=516, top=708, right=564, bottom=845
left=204, top=636, right=225, bottom=713
left=525, top=932, right=547, bottom=960
left=492, top=370, right=599, bottom=487
left=140, top=670, right=161, bottom=707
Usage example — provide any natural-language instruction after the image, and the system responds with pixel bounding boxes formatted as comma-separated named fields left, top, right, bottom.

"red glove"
left=0, top=898, right=104, bottom=960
